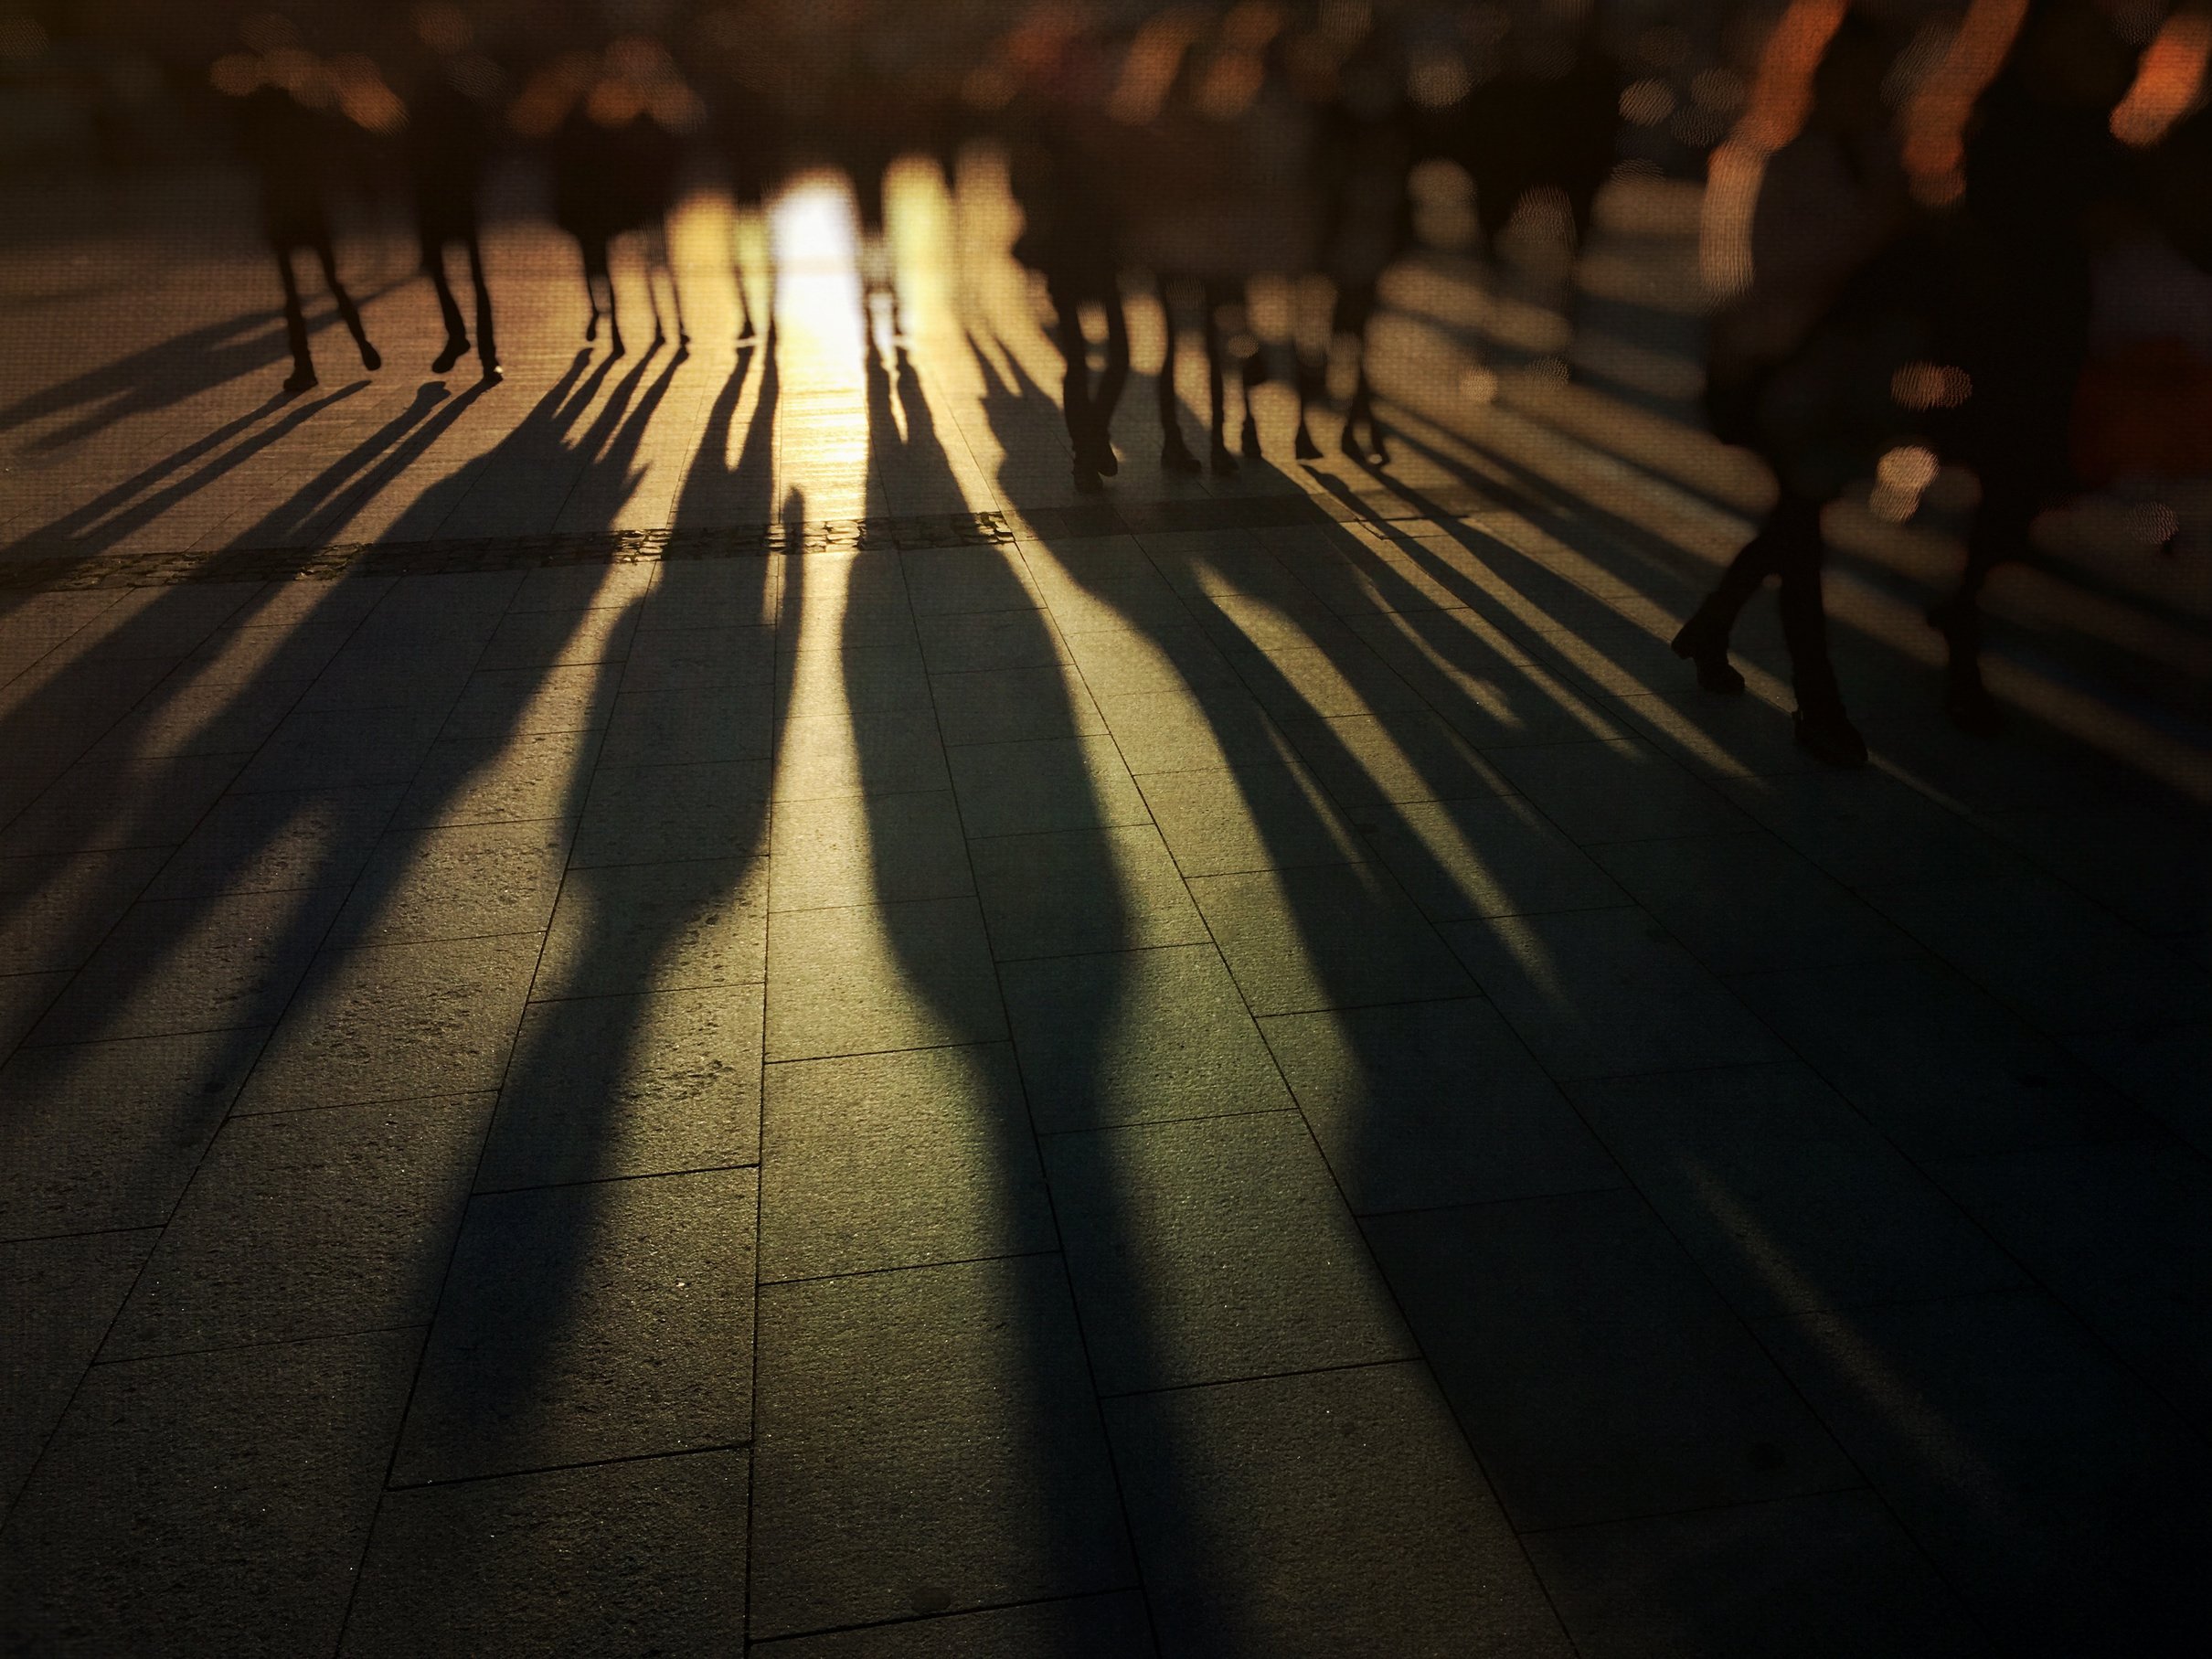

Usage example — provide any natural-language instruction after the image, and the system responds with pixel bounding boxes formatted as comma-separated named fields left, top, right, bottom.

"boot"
left=1792, top=705, right=1867, bottom=769
left=1670, top=611, right=1746, bottom=696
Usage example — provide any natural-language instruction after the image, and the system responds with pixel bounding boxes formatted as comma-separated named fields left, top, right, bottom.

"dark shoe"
left=282, top=367, right=318, bottom=394
left=479, top=361, right=503, bottom=384
left=1944, top=679, right=2005, bottom=737
left=1670, top=616, right=1745, bottom=695
left=432, top=335, right=468, bottom=374
left=1793, top=707, right=1868, bottom=768
left=1208, top=440, right=1239, bottom=477
left=1161, top=435, right=1202, bottom=475
left=1072, top=462, right=1105, bottom=495
left=1085, top=436, right=1119, bottom=478
left=1241, top=416, right=1262, bottom=460
left=359, top=341, right=381, bottom=372
left=1293, top=425, right=1321, bottom=461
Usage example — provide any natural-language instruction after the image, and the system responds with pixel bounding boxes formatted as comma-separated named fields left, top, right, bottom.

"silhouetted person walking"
left=1006, top=26, right=1128, bottom=493
left=1920, top=0, right=2140, bottom=732
left=234, top=73, right=380, bottom=393
left=407, top=59, right=500, bottom=380
left=1673, top=11, right=1909, bottom=769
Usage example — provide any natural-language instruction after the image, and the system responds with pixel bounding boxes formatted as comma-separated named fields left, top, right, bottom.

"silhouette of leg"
left=661, top=221, right=688, bottom=346
left=426, top=238, right=468, bottom=374
left=1674, top=491, right=1811, bottom=695
left=1930, top=476, right=2033, bottom=735
left=313, top=235, right=378, bottom=371
left=1092, top=289, right=1129, bottom=477
left=1051, top=279, right=1101, bottom=494
left=1769, top=512, right=1863, bottom=764
left=594, top=261, right=624, bottom=357
left=1293, top=350, right=1323, bottom=461
left=1332, top=282, right=1385, bottom=463
left=580, top=241, right=604, bottom=343
left=275, top=244, right=316, bottom=392
left=1156, top=279, right=1201, bottom=473
left=464, top=232, right=498, bottom=380
left=1240, top=346, right=1267, bottom=460
left=1201, top=287, right=1235, bottom=475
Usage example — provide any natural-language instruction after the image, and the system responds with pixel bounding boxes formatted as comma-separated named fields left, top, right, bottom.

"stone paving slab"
left=4, top=163, right=2210, bottom=1658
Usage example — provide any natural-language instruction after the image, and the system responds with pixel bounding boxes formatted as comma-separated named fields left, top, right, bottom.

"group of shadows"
left=3, top=232, right=2210, bottom=1658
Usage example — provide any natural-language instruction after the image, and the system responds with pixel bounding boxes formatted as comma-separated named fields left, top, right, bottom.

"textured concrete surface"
left=2, top=156, right=2209, bottom=1656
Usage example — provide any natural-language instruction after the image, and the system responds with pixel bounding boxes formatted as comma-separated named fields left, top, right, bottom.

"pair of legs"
left=424, top=225, right=498, bottom=380
left=1154, top=275, right=1242, bottom=476
left=274, top=229, right=378, bottom=392
left=1674, top=486, right=1866, bottom=767
left=1326, top=279, right=1388, bottom=466
left=1051, top=271, right=1130, bottom=494
left=1926, top=469, right=2042, bottom=736
left=580, top=228, right=687, bottom=360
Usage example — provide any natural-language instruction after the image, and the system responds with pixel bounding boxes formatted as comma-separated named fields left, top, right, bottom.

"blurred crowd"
left=5, top=1, right=2209, bottom=760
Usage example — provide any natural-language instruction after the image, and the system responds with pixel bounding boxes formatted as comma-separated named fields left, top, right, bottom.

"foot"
left=1072, top=463, right=1105, bottom=496
left=1086, top=439, right=1119, bottom=478
left=1293, top=426, right=1321, bottom=462
left=1670, top=617, right=1746, bottom=696
left=1338, top=420, right=1367, bottom=463
left=609, top=331, right=626, bottom=359
left=1161, top=436, right=1203, bottom=476
left=1944, top=679, right=2005, bottom=738
left=585, top=314, right=599, bottom=343
left=1793, top=707, right=1868, bottom=769
left=432, top=336, right=468, bottom=375
left=1208, top=440, right=1239, bottom=478
left=479, top=361, right=503, bottom=384
left=1240, top=417, right=1262, bottom=461
left=1368, top=431, right=1391, bottom=467
left=359, top=342, right=381, bottom=372
left=282, top=367, right=318, bottom=394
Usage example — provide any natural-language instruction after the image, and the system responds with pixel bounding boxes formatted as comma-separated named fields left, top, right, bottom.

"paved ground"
left=3, top=158, right=2211, bottom=1656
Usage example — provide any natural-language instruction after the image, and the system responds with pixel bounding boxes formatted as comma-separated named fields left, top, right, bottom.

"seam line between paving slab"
left=89, top=1319, right=432, bottom=1371
left=757, top=1246, right=1067, bottom=1291
left=750, top=1583, right=1153, bottom=1650
left=473, top=1155, right=764, bottom=1196
left=381, top=1438, right=754, bottom=1494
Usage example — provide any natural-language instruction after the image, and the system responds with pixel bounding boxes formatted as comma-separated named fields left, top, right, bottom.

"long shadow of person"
left=222, top=378, right=495, bottom=551
left=0, top=346, right=675, bottom=1200
left=708, top=330, right=1159, bottom=1645
left=5, top=385, right=366, bottom=562
left=311, top=334, right=786, bottom=1646
left=968, top=324, right=1621, bottom=1647
left=2, top=309, right=293, bottom=451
